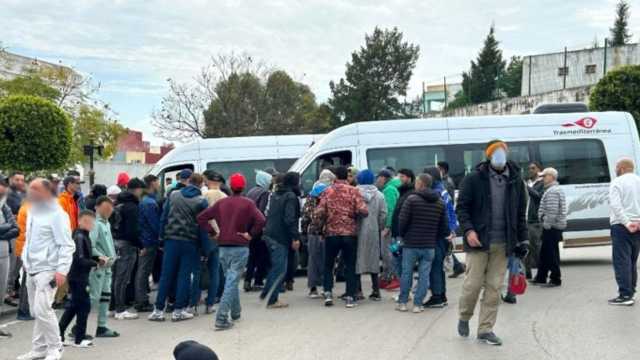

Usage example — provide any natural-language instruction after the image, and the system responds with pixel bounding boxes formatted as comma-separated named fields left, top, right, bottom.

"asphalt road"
left=1, top=246, right=639, bottom=360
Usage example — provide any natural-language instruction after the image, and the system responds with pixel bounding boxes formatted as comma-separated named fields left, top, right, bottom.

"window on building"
left=585, top=64, right=597, bottom=74
left=558, top=67, right=569, bottom=76
left=536, top=139, right=609, bottom=185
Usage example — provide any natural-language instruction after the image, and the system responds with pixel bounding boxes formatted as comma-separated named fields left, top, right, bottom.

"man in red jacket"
left=197, top=173, right=265, bottom=331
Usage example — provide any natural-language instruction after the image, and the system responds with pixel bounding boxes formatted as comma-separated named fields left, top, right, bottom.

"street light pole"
left=83, top=141, right=103, bottom=187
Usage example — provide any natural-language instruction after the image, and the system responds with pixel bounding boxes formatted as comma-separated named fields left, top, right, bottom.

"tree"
left=0, top=70, right=62, bottom=101
left=328, top=27, right=420, bottom=125
left=500, top=56, right=523, bottom=98
left=589, top=65, right=640, bottom=127
left=0, top=95, right=72, bottom=171
left=446, top=90, right=471, bottom=110
left=69, top=105, right=126, bottom=164
left=462, top=25, right=506, bottom=104
left=610, top=1, right=632, bottom=46
left=152, top=53, right=270, bottom=141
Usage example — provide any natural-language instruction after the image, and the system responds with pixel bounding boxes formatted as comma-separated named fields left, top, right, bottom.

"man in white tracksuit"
left=18, top=179, right=75, bottom=360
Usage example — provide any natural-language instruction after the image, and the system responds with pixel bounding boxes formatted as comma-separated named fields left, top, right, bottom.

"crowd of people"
left=1, top=138, right=640, bottom=359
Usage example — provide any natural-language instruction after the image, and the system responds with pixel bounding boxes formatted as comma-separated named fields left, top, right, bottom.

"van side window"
left=536, top=139, right=610, bottom=185
left=367, top=146, right=445, bottom=174
left=206, top=158, right=296, bottom=191
left=300, top=151, right=352, bottom=194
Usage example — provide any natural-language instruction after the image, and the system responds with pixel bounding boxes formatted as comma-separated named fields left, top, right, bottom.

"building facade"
left=521, top=43, right=640, bottom=96
left=113, top=129, right=173, bottom=164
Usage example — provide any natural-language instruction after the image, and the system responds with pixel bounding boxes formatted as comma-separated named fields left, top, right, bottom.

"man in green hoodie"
left=88, top=196, right=120, bottom=338
left=376, top=170, right=400, bottom=289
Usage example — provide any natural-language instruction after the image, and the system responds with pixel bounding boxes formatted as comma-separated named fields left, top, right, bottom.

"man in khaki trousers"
left=455, top=140, right=529, bottom=346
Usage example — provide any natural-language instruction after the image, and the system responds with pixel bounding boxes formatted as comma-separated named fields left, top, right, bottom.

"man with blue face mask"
left=455, top=140, right=529, bottom=346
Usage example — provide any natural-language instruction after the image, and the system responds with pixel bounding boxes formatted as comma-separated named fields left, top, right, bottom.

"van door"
left=158, top=163, right=195, bottom=197
left=300, top=150, right=353, bottom=194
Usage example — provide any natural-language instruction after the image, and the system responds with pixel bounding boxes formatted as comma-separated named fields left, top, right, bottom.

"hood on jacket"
left=255, top=170, right=272, bottom=189
left=180, top=184, right=203, bottom=198
left=388, top=177, right=402, bottom=189
left=310, top=182, right=328, bottom=198
left=413, top=188, right=440, bottom=202
left=318, top=169, right=336, bottom=186
left=358, top=184, right=379, bottom=203
left=116, top=191, right=139, bottom=204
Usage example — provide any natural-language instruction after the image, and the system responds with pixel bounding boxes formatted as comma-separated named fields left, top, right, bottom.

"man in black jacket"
left=260, top=172, right=301, bottom=308
left=456, top=140, right=529, bottom=346
left=111, top=178, right=144, bottom=320
left=397, top=174, right=449, bottom=314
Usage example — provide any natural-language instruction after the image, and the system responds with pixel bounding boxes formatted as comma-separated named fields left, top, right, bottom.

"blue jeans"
left=189, top=257, right=202, bottom=307
left=206, top=247, right=220, bottom=307
left=611, top=225, right=640, bottom=297
left=216, top=247, right=249, bottom=323
left=399, top=247, right=435, bottom=306
left=261, top=239, right=288, bottom=305
left=154, top=240, right=198, bottom=311
left=429, top=238, right=448, bottom=297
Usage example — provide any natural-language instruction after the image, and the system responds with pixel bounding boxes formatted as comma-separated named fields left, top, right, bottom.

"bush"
left=590, top=65, right=640, bottom=124
left=0, top=95, right=72, bottom=171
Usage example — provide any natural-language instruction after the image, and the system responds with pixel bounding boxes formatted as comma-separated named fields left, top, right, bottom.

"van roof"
left=150, top=134, right=323, bottom=174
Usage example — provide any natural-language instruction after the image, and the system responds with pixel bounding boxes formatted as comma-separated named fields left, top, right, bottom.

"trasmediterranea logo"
left=554, top=117, right=611, bottom=136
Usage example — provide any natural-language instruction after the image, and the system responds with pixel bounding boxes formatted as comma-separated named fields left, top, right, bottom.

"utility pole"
left=83, top=141, right=103, bottom=187
left=422, top=81, right=426, bottom=116
left=443, top=76, right=448, bottom=109
left=603, top=38, right=608, bottom=76
left=528, top=56, right=532, bottom=96
left=563, top=47, right=568, bottom=89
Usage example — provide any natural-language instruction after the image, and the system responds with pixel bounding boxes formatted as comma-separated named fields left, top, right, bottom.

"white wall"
left=80, top=161, right=153, bottom=193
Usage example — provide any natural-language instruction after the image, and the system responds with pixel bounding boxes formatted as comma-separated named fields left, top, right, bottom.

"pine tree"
left=610, top=1, right=632, bottom=46
left=461, top=25, right=506, bottom=104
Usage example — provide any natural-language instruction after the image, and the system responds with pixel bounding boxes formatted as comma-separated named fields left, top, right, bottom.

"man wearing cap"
left=608, top=158, right=640, bottom=306
left=116, top=172, right=130, bottom=191
left=375, top=169, right=400, bottom=290
left=533, top=167, right=567, bottom=288
left=111, top=178, right=145, bottom=320
left=197, top=173, right=266, bottom=330
left=456, top=140, right=529, bottom=346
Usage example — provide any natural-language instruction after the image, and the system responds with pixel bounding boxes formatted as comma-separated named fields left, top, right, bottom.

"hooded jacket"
left=6, top=187, right=25, bottom=215
left=111, top=191, right=141, bottom=247
left=161, top=185, right=209, bottom=243
left=0, top=200, right=19, bottom=243
left=356, top=184, right=387, bottom=274
left=315, top=180, right=368, bottom=237
left=90, top=214, right=116, bottom=273
left=381, top=178, right=400, bottom=229
left=58, top=190, right=79, bottom=231
left=433, top=181, right=458, bottom=233
left=391, top=181, right=414, bottom=238
left=263, top=186, right=300, bottom=247
left=139, top=193, right=161, bottom=248
left=456, top=160, right=528, bottom=255
left=68, top=229, right=99, bottom=282
left=398, top=189, right=449, bottom=248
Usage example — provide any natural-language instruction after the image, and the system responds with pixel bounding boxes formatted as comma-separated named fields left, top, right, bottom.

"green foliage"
left=610, top=1, right=632, bottom=46
left=462, top=25, right=506, bottom=104
left=589, top=65, right=640, bottom=126
left=329, top=27, right=420, bottom=125
left=203, top=70, right=330, bottom=138
left=69, top=105, right=126, bottom=164
left=0, top=71, right=61, bottom=101
left=446, top=90, right=472, bottom=110
left=0, top=95, right=72, bottom=171
left=500, top=56, right=523, bottom=98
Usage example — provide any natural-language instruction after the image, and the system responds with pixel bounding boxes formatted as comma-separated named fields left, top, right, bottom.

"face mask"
left=490, top=148, right=507, bottom=170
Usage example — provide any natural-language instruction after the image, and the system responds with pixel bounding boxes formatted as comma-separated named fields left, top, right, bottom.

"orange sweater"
left=58, top=191, right=78, bottom=231
left=15, top=203, right=29, bottom=257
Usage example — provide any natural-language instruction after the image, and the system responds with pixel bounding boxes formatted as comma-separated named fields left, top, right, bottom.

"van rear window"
left=206, top=158, right=296, bottom=190
left=537, top=139, right=610, bottom=185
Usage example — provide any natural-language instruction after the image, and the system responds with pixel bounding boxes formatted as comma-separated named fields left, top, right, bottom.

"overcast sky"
left=2, top=0, right=638, bottom=143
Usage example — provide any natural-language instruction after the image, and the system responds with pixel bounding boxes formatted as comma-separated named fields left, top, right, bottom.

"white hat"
left=538, top=167, right=558, bottom=179
left=107, top=185, right=122, bottom=196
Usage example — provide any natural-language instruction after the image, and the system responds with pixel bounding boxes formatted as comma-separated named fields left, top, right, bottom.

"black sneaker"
left=369, top=291, right=381, bottom=301
left=530, top=279, right=546, bottom=286
left=478, top=332, right=503, bottom=346
left=449, top=266, right=465, bottom=279
left=323, top=292, right=334, bottom=307
left=458, top=320, right=470, bottom=337
left=608, top=295, right=635, bottom=306
left=423, top=296, right=447, bottom=308
left=215, top=321, right=234, bottom=331
left=135, top=303, right=154, bottom=313
left=244, top=280, right=252, bottom=293
left=541, top=282, right=561, bottom=288
left=501, top=293, right=517, bottom=304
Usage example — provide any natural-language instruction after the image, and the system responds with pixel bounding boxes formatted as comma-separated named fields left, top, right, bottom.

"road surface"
left=1, top=246, right=639, bottom=360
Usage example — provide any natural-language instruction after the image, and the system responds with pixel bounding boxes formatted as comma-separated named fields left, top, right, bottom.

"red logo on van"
left=562, top=117, right=597, bottom=129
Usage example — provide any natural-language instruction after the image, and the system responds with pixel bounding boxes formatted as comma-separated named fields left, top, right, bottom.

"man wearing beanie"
left=456, top=140, right=528, bottom=346
left=111, top=177, right=145, bottom=320
left=197, top=173, right=265, bottom=330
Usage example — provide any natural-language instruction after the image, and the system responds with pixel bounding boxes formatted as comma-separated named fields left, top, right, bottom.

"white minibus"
left=149, top=134, right=323, bottom=193
left=289, top=112, right=640, bottom=247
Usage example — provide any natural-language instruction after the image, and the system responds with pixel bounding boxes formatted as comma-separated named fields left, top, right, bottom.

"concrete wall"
left=80, top=161, right=153, bottom=193
left=521, top=44, right=640, bottom=96
left=427, top=86, right=593, bottom=118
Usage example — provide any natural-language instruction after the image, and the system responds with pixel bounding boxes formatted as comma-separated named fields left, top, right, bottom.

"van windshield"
left=206, top=159, right=296, bottom=190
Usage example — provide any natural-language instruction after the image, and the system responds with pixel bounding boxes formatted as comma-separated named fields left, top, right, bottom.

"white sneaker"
left=396, top=303, right=408, bottom=312
left=72, top=339, right=94, bottom=348
left=172, top=309, right=195, bottom=322
left=148, top=309, right=165, bottom=322
left=412, top=305, right=424, bottom=313
left=114, top=310, right=139, bottom=320
left=16, top=351, right=47, bottom=360
left=44, top=348, right=63, bottom=360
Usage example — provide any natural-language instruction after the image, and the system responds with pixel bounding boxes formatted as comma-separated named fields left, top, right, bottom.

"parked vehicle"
left=290, top=112, right=640, bottom=247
